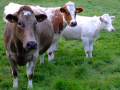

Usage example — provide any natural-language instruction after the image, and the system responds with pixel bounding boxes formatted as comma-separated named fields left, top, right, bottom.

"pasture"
left=0, top=0, right=120, bottom=90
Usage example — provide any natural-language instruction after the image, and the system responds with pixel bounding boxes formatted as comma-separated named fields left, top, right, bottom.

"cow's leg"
left=48, top=51, right=54, bottom=61
left=54, top=41, right=59, bottom=51
left=26, top=61, right=34, bottom=88
left=47, top=34, right=60, bottom=61
left=89, top=39, right=94, bottom=58
left=9, top=57, right=18, bottom=88
left=47, top=42, right=57, bottom=61
left=82, top=37, right=90, bottom=58
left=40, top=53, right=45, bottom=64
left=12, top=64, right=18, bottom=88
left=26, top=58, right=37, bottom=88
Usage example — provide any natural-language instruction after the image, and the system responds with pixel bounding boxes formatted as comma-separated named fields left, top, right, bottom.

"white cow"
left=62, top=14, right=115, bottom=58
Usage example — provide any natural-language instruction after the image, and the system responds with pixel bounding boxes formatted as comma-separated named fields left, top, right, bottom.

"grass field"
left=0, top=0, right=120, bottom=90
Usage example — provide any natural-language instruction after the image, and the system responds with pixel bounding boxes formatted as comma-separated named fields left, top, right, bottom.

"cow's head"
left=100, top=14, right=115, bottom=32
left=6, top=6, right=47, bottom=51
left=60, top=1, right=83, bottom=27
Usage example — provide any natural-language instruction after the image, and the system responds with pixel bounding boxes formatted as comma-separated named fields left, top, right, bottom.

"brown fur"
left=36, top=20, right=54, bottom=54
left=51, top=10, right=63, bottom=33
left=62, top=6, right=72, bottom=25
left=17, top=6, right=34, bottom=15
left=4, top=22, right=33, bottom=65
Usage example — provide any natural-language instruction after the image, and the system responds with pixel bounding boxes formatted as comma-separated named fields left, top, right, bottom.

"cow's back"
left=45, top=9, right=64, bottom=33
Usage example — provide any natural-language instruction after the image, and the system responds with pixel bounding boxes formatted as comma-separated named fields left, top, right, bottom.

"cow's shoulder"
left=4, top=23, right=16, bottom=48
left=51, top=9, right=64, bottom=33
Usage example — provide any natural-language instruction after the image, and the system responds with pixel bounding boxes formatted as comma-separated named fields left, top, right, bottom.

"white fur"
left=3, top=3, right=22, bottom=22
left=4, top=2, right=22, bottom=16
left=65, top=1, right=76, bottom=24
left=13, top=78, right=18, bottom=88
left=3, top=2, right=58, bottom=22
left=48, top=52, right=55, bottom=61
left=26, top=62, right=34, bottom=76
left=62, top=14, right=115, bottom=58
left=3, top=2, right=46, bottom=22
left=23, top=11, right=32, bottom=16
left=40, top=54, right=45, bottom=64
left=28, top=80, right=33, bottom=88
left=26, top=61, right=36, bottom=89
left=47, top=34, right=60, bottom=61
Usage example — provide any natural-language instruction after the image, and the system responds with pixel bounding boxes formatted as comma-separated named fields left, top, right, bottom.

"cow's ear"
left=6, top=14, right=18, bottom=23
left=100, top=16, right=105, bottom=22
left=35, top=14, right=47, bottom=22
left=60, top=7, right=66, bottom=13
left=76, top=7, right=83, bottom=13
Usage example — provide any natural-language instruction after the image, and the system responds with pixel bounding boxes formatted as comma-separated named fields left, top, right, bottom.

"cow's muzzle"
left=70, top=21, right=77, bottom=27
left=26, top=41, right=37, bottom=50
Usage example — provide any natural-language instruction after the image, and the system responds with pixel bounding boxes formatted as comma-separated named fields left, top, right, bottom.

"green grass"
left=0, top=0, right=120, bottom=90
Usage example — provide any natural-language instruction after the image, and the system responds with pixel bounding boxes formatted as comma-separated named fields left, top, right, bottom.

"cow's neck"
left=62, top=14, right=67, bottom=29
left=11, top=38, right=26, bottom=56
left=97, top=17, right=105, bottom=31
left=11, top=38, right=33, bottom=66
left=51, top=9, right=64, bottom=33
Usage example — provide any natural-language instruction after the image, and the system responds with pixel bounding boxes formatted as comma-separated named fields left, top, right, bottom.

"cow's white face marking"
left=67, top=4, right=75, bottom=11
left=23, top=11, right=32, bottom=16
left=65, top=1, right=77, bottom=26
left=13, top=78, right=18, bottom=88
left=28, top=80, right=33, bottom=88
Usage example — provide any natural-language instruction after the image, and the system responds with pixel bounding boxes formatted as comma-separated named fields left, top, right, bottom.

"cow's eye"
left=34, top=22, right=37, bottom=25
left=104, top=21, right=108, bottom=24
left=66, top=12, right=70, bottom=15
left=18, top=22, right=25, bottom=28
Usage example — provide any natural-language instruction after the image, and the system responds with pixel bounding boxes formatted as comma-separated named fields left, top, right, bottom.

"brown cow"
left=4, top=6, right=54, bottom=88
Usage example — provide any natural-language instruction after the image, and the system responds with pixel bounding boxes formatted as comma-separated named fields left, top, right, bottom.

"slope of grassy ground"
left=0, top=0, right=120, bottom=90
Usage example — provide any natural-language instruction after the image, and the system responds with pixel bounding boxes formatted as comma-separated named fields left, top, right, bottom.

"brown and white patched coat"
left=42, top=1, right=83, bottom=61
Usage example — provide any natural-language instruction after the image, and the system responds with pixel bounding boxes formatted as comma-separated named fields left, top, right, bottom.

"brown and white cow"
left=4, top=6, right=54, bottom=88
left=31, top=1, right=83, bottom=62
left=43, top=1, right=83, bottom=61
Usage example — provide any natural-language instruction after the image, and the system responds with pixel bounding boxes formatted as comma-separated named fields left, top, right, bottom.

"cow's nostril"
left=27, top=41, right=37, bottom=50
left=70, top=22, right=77, bottom=27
